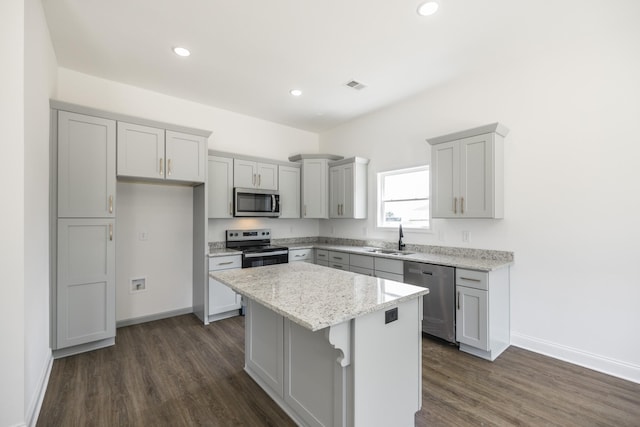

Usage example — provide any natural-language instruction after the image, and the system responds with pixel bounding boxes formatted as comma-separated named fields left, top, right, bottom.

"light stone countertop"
left=207, top=248, right=241, bottom=257
left=289, top=244, right=512, bottom=271
left=209, top=262, right=429, bottom=331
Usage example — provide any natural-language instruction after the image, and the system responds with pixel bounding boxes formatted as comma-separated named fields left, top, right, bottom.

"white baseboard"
left=116, top=307, right=193, bottom=328
left=26, top=353, right=53, bottom=427
left=511, top=332, right=640, bottom=384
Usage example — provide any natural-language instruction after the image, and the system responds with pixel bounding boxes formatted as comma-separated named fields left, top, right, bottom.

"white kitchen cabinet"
left=315, top=249, right=329, bottom=267
left=56, top=218, right=115, bottom=350
left=328, top=251, right=350, bottom=270
left=374, top=257, right=404, bottom=282
left=278, top=165, right=301, bottom=218
left=288, top=248, right=313, bottom=263
left=301, top=158, right=329, bottom=219
left=329, top=157, right=368, bottom=219
left=117, top=123, right=206, bottom=183
left=208, top=255, right=242, bottom=321
left=455, top=267, right=510, bottom=361
left=428, top=123, right=508, bottom=219
left=207, top=156, right=234, bottom=218
left=165, top=130, right=207, bottom=183
left=234, top=159, right=278, bottom=190
left=58, top=111, right=116, bottom=218
left=350, top=254, right=374, bottom=276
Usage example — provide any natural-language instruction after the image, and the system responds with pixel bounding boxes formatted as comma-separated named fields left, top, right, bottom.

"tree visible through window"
left=377, top=166, right=429, bottom=229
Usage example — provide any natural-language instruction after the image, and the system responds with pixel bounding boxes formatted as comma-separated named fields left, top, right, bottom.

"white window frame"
left=377, top=165, right=430, bottom=231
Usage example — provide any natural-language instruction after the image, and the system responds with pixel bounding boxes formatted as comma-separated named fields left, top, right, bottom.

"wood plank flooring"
left=38, top=314, right=640, bottom=426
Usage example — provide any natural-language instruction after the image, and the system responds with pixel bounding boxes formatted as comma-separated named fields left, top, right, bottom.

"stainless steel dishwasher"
left=404, top=261, right=456, bottom=343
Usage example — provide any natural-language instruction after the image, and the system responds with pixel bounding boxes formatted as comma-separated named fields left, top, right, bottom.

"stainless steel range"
left=226, top=229, right=288, bottom=268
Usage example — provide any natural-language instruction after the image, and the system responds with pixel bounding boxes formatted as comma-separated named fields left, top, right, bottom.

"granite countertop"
left=288, top=244, right=511, bottom=271
left=210, top=262, right=429, bottom=331
left=207, top=248, right=241, bottom=257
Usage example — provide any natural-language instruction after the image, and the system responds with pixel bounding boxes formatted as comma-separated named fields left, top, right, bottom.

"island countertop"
left=210, top=262, right=429, bottom=331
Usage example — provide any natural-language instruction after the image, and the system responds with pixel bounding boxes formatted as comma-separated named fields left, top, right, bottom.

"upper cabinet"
left=58, top=111, right=116, bottom=218
left=427, top=123, right=509, bottom=219
left=278, top=165, right=301, bottom=219
left=329, top=157, right=368, bottom=219
left=208, top=156, right=234, bottom=218
left=117, top=122, right=206, bottom=184
left=234, top=159, right=278, bottom=190
left=301, top=158, right=329, bottom=219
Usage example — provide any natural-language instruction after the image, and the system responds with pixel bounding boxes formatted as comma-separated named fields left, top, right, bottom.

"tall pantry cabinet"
left=53, top=111, right=117, bottom=355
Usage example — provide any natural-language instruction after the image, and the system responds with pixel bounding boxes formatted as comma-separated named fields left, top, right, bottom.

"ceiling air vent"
left=345, top=80, right=367, bottom=91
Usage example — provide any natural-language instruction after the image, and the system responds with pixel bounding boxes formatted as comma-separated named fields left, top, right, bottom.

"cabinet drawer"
left=350, top=266, right=374, bottom=276
left=209, top=255, right=242, bottom=271
left=330, top=262, right=349, bottom=271
left=375, top=258, right=403, bottom=275
left=456, top=268, right=488, bottom=290
left=289, top=249, right=313, bottom=262
left=315, top=250, right=329, bottom=262
left=375, top=271, right=404, bottom=282
left=350, top=254, right=374, bottom=269
left=329, top=251, right=350, bottom=264
left=316, top=260, right=329, bottom=267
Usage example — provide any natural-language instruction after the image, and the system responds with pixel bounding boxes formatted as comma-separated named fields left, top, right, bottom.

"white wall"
left=23, top=0, right=58, bottom=425
left=56, top=70, right=320, bottom=321
left=0, top=1, right=26, bottom=424
left=319, top=3, right=640, bottom=381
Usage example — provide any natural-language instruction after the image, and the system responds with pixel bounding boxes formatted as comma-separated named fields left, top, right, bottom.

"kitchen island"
left=210, top=262, right=429, bottom=427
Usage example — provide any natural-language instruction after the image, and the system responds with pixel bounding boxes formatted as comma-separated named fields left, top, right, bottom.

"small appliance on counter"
left=226, top=228, right=288, bottom=268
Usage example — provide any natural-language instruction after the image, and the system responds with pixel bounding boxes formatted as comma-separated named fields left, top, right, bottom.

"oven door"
left=234, top=188, right=281, bottom=217
left=242, top=251, right=289, bottom=268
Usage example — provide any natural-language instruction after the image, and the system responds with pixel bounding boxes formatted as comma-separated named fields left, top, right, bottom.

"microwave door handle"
left=272, top=194, right=276, bottom=212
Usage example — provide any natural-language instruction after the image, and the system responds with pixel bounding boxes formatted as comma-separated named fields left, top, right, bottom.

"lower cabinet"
left=315, top=249, right=328, bottom=266
left=374, top=257, right=404, bottom=282
left=288, top=248, right=313, bottom=263
left=328, top=251, right=349, bottom=270
left=56, top=219, right=116, bottom=351
left=455, top=267, right=510, bottom=361
left=208, top=255, right=242, bottom=321
left=349, top=254, right=374, bottom=276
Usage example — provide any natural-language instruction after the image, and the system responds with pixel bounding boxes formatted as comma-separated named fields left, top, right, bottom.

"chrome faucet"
left=398, top=224, right=406, bottom=251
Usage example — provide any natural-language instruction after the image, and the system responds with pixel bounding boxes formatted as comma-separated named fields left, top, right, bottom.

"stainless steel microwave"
left=234, top=188, right=281, bottom=217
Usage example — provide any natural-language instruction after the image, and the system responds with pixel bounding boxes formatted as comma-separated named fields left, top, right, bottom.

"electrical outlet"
left=139, top=231, right=148, bottom=241
left=130, top=277, right=147, bottom=293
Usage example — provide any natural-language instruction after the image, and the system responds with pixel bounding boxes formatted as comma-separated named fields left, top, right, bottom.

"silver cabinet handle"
left=109, top=223, right=113, bottom=241
left=454, top=197, right=457, bottom=214
left=167, top=158, right=172, bottom=176
left=252, top=174, right=256, bottom=186
left=159, top=158, right=164, bottom=175
left=460, top=277, right=481, bottom=282
left=108, top=195, right=113, bottom=214
left=461, top=197, right=464, bottom=214
left=217, top=261, right=234, bottom=266
left=304, top=205, right=307, bottom=217
left=229, top=202, right=233, bottom=216
left=421, top=271, right=433, bottom=275
left=295, top=254, right=303, bottom=258
left=258, top=174, right=261, bottom=187
left=457, top=291, right=460, bottom=310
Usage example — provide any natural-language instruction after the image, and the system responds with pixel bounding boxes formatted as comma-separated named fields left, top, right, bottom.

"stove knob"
left=266, top=231, right=270, bottom=235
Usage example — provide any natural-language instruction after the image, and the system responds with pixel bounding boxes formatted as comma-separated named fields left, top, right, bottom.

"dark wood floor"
left=38, top=314, right=640, bottom=426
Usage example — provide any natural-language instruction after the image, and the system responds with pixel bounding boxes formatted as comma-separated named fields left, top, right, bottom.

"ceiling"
left=42, top=0, right=548, bottom=132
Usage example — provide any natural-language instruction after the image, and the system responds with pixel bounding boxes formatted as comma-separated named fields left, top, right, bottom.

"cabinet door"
left=342, top=163, right=355, bottom=218
left=329, top=166, right=342, bottom=218
left=208, top=156, right=234, bottom=218
left=257, top=162, right=278, bottom=190
left=117, top=122, right=165, bottom=180
left=459, top=134, right=494, bottom=218
left=302, top=159, right=328, bottom=218
left=165, top=131, right=206, bottom=183
left=456, top=285, right=489, bottom=351
left=56, top=218, right=115, bottom=349
left=431, top=141, right=459, bottom=218
left=234, top=159, right=257, bottom=188
left=208, top=278, right=242, bottom=315
left=58, top=111, right=116, bottom=218
left=279, top=166, right=301, bottom=218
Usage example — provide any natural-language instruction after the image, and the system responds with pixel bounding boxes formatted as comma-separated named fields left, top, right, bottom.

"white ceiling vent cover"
left=345, top=80, right=367, bottom=90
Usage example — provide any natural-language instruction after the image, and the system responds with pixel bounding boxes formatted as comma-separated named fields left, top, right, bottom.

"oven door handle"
left=244, top=250, right=289, bottom=258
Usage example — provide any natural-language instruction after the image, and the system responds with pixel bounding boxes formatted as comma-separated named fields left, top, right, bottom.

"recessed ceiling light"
left=290, top=89, right=302, bottom=97
left=417, top=1, right=439, bottom=16
left=173, top=47, right=191, bottom=57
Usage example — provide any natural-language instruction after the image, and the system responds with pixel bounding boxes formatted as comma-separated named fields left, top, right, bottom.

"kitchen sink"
left=365, top=248, right=414, bottom=256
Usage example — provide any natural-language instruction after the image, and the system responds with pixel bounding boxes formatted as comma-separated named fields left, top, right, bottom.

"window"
left=377, top=166, right=429, bottom=229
